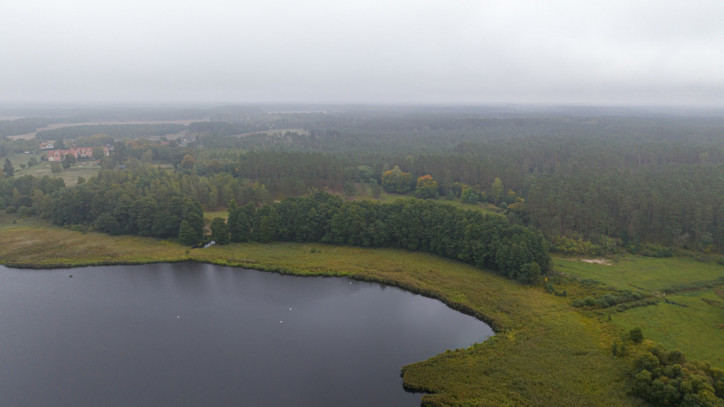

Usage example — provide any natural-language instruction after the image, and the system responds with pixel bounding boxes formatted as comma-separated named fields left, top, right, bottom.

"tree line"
left=0, top=166, right=549, bottom=284
left=218, top=193, right=550, bottom=284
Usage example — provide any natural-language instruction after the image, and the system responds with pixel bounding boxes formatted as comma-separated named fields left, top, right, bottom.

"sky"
left=2, top=0, right=724, bottom=106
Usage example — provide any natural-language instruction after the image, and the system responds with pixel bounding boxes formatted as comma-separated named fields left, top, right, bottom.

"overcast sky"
left=2, top=0, right=724, bottom=106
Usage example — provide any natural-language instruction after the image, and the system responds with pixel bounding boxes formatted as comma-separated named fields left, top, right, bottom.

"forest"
left=1, top=105, right=724, bottom=406
left=3, top=105, right=724, bottom=255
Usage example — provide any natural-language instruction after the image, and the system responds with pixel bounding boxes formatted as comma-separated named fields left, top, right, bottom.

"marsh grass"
left=0, top=222, right=644, bottom=406
left=0, top=221, right=186, bottom=267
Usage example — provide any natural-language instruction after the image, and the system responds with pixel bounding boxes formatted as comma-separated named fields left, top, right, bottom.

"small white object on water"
left=289, top=307, right=292, bottom=311
left=177, top=316, right=180, bottom=319
left=279, top=320, right=283, bottom=323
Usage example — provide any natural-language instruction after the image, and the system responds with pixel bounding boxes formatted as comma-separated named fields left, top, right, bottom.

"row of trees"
left=219, top=193, right=550, bottom=284
left=2, top=165, right=550, bottom=284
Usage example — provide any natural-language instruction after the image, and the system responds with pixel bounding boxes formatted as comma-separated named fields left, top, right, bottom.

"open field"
left=203, top=209, right=229, bottom=222
left=613, top=289, right=724, bottom=368
left=8, top=155, right=102, bottom=186
left=555, top=256, right=724, bottom=369
left=235, top=128, right=310, bottom=138
left=354, top=186, right=504, bottom=216
left=554, top=255, right=724, bottom=293
left=7, top=119, right=205, bottom=140
left=0, top=219, right=645, bottom=406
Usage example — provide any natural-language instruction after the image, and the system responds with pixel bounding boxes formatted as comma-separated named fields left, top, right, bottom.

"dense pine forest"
left=3, top=105, right=724, bottom=257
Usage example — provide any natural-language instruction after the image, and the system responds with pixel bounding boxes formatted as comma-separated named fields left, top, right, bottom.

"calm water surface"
left=0, top=263, right=492, bottom=406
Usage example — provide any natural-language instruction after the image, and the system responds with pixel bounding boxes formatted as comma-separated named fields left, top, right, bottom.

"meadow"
left=8, top=153, right=102, bottom=186
left=555, top=256, right=724, bottom=369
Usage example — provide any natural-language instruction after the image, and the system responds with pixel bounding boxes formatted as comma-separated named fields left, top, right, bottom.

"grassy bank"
left=0, top=219, right=644, bottom=406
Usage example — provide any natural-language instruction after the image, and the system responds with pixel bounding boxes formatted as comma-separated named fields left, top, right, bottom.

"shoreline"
left=0, top=223, right=640, bottom=406
left=0, top=257, right=503, bottom=332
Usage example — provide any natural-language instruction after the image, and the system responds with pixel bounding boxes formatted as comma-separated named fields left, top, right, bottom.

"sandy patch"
left=580, top=258, right=612, bottom=266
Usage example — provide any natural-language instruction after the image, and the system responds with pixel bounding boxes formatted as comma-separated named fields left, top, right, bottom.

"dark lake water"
left=0, top=263, right=492, bottom=406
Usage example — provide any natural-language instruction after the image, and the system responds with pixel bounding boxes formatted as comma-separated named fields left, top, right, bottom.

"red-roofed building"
left=47, top=146, right=110, bottom=162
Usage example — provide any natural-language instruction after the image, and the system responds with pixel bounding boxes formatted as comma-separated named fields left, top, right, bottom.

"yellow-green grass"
left=441, top=198, right=505, bottom=216
left=203, top=209, right=229, bottom=222
left=0, top=221, right=186, bottom=267
left=354, top=187, right=504, bottom=216
left=612, top=289, right=724, bottom=369
left=554, top=256, right=724, bottom=293
left=0, top=221, right=644, bottom=406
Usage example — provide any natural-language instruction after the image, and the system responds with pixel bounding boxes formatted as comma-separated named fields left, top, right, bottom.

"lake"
left=0, top=263, right=492, bottom=406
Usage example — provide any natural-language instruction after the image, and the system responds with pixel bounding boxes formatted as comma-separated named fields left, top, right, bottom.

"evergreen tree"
left=178, top=220, right=200, bottom=246
left=3, top=158, right=14, bottom=177
left=62, top=154, right=76, bottom=169
left=210, top=217, right=229, bottom=245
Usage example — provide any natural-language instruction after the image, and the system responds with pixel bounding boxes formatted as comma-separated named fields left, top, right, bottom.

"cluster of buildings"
left=42, top=145, right=112, bottom=162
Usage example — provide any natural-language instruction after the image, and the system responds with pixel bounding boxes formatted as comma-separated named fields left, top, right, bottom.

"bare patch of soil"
left=580, top=258, right=613, bottom=266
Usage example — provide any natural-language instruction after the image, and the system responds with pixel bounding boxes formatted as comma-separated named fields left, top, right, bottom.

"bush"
left=629, top=327, right=644, bottom=343
left=599, top=294, right=617, bottom=307
left=17, top=205, right=32, bottom=217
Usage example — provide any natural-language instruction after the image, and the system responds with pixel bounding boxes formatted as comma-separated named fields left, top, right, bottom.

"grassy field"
left=0, top=220, right=186, bottom=267
left=555, top=256, right=724, bottom=369
left=0, top=218, right=646, bottom=406
left=8, top=154, right=102, bottom=186
left=203, top=209, right=229, bottom=222
left=554, top=255, right=724, bottom=293
left=354, top=186, right=504, bottom=216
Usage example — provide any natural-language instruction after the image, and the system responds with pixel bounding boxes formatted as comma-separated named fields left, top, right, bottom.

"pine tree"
left=178, top=220, right=200, bottom=246
left=3, top=158, right=14, bottom=177
left=210, top=217, right=229, bottom=245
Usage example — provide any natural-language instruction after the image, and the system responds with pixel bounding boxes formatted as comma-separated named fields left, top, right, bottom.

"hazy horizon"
left=3, top=1, right=724, bottom=107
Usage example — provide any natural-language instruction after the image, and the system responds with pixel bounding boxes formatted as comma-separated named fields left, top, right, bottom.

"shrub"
left=629, top=327, right=644, bottom=344
left=17, top=206, right=32, bottom=217
left=601, top=294, right=617, bottom=307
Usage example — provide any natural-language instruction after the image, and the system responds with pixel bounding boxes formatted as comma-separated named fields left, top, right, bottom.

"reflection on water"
left=0, top=263, right=492, bottom=407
